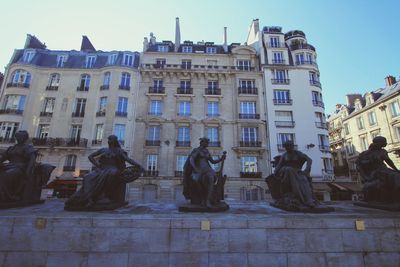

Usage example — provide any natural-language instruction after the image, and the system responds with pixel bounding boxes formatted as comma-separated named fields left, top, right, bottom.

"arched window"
left=48, top=73, right=60, bottom=88
left=78, top=74, right=90, bottom=91
left=63, top=154, right=77, bottom=172
left=8, top=69, right=31, bottom=88
left=240, top=186, right=265, bottom=201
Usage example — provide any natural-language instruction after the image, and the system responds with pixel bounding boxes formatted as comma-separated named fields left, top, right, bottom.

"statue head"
left=199, top=137, right=210, bottom=147
left=283, top=140, right=295, bottom=151
left=372, top=136, right=387, bottom=148
left=15, top=130, right=29, bottom=144
left=108, top=135, right=121, bottom=148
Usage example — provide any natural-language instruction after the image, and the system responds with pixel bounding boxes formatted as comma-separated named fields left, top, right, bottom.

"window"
left=120, top=72, right=131, bottom=89
left=179, top=80, right=191, bottom=91
left=272, top=70, right=288, bottom=83
left=181, top=60, right=192, bottom=69
left=312, top=91, right=323, bottom=107
left=0, top=122, right=19, bottom=140
left=56, top=55, right=67, bottom=68
left=158, top=45, right=168, bottom=52
left=37, top=124, right=50, bottom=139
left=306, top=53, right=313, bottom=64
left=48, top=73, right=60, bottom=88
left=275, top=111, right=294, bottom=127
left=309, top=71, right=319, bottom=83
left=156, top=58, right=166, bottom=66
left=70, top=125, right=82, bottom=141
left=73, top=98, right=86, bottom=117
left=3, top=95, right=26, bottom=111
left=176, top=155, right=187, bottom=172
left=10, top=69, right=31, bottom=86
left=116, top=97, right=128, bottom=116
left=322, top=158, right=333, bottom=173
left=85, top=55, right=96, bottom=68
left=240, top=102, right=256, bottom=115
left=207, top=102, right=219, bottom=117
left=114, top=124, right=125, bottom=144
left=153, top=79, right=163, bottom=88
left=206, top=47, right=217, bottom=54
left=277, top=133, right=295, bottom=146
left=318, top=134, right=329, bottom=151
left=178, top=101, right=191, bottom=116
left=182, top=46, right=192, bottom=53
left=237, top=60, right=251, bottom=71
left=107, top=54, right=118, bottom=65
left=123, top=53, right=134, bottom=66
left=368, top=111, right=377, bottom=126
left=242, top=127, right=258, bottom=142
left=345, top=141, right=355, bottom=155
left=273, top=90, right=291, bottom=104
left=239, top=80, right=255, bottom=89
left=149, top=100, right=162, bottom=116
left=241, top=156, right=257, bottom=172
left=207, top=127, right=219, bottom=146
left=78, top=74, right=90, bottom=91
left=390, top=101, right=400, bottom=117
left=315, top=112, right=326, bottom=128
left=295, top=53, right=305, bottom=64
left=359, top=135, right=368, bottom=151
left=269, top=36, right=280, bottom=48
left=64, top=155, right=77, bottom=171
left=147, top=126, right=160, bottom=141
left=42, top=98, right=55, bottom=115
left=356, top=117, right=365, bottom=130
left=102, top=72, right=111, bottom=87
left=272, top=51, right=284, bottom=64
left=98, top=97, right=107, bottom=112
left=22, top=50, right=35, bottom=63
left=94, top=124, right=104, bottom=142
left=146, top=155, right=158, bottom=173
left=177, top=127, right=190, bottom=141
left=344, top=123, right=350, bottom=135
left=208, top=80, right=218, bottom=89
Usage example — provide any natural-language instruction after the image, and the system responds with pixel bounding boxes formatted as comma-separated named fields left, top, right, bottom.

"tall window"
left=56, top=55, right=67, bottom=68
left=181, top=60, right=192, bottom=69
left=368, top=111, right=377, bottom=126
left=178, top=102, right=191, bottom=116
left=208, top=80, right=218, bottom=89
left=240, top=102, right=256, bottom=118
left=123, top=53, right=134, bottom=66
left=277, top=133, right=295, bottom=146
left=98, top=97, right=107, bottom=112
left=146, top=155, right=158, bottom=175
left=242, top=127, right=258, bottom=142
left=295, top=53, right=305, bottom=64
left=153, top=79, right=163, bottom=88
left=315, top=112, right=326, bottom=128
left=107, top=54, right=118, bottom=65
left=207, top=102, right=219, bottom=117
left=149, top=100, right=162, bottom=116
left=318, top=134, right=329, bottom=151
left=241, top=156, right=257, bottom=172
left=176, top=156, right=187, bottom=173
left=180, top=80, right=191, bottom=89
left=94, top=124, right=104, bottom=142
left=390, top=101, right=400, bottom=117
left=207, top=127, right=219, bottom=146
left=78, top=74, right=90, bottom=91
left=22, top=50, right=35, bottom=63
left=312, top=91, right=323, bottom=107
left=64, top=155, right=77, bottom=171
left=274, top=70, right=287, bottom=81
left=116, top=97, right=128, bottom=116
left=0, top=122, right=19, bottom=140
left=70, top=125, right=82, bottom=140
left=239, top=80, right=255, bottom=89
left=48, top=73, right=60, bottom=88
left=275, top=111, right=294, bottom=127
left=182, top=46, right=192, bottom=53
left=237, top=60, right=251, bottom=71
left=120, top=72, right=131, bottom=89
left=269, top=36, right=280, bottom=47
left=356, top=117, right=365, bottom=130
left=309, top=71, right=319, bottom=83
left=37, top=124, right=50, bottom=139
left=147, top=126, right=160, bottom=141
left=42, top=98, right=55, bottom=115
left=114, top=124, right=125, bottom=144
left=85, top=55, right=96, bottom=68
left=344, top=123, right=350, bottom=135
left=177, top=127, right=190, bottom=142
left=273, top=90, right=291, bottom=104
left=102, top=72, right=111, bottom=88
left=3, top=95, right=26, bottom=111
left=359, top=135, right=368, bottom=151
left=345, top=141, right=355, bottom=155
left=10, top=69, right=31, bottom=86
left=73, top=98, right=86, bottom=117
left=272, top=51, right=284, bottom=64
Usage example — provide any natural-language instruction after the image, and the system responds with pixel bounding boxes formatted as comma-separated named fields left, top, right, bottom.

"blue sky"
left=0, top=0, right=398, bottom=114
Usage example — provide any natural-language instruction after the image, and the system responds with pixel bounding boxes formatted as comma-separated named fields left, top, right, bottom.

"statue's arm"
left=303, top=154, right=312, bottom=174
left=88, top=149, right=103, bottom=168
left=121, top=151, right=144, bottom=170
left=208, top=153, right=226, bottom=164
left=383, top=152, right=400, bottom=172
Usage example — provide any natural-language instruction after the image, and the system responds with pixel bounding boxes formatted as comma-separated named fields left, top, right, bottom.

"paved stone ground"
left=1, top=200, right=400, bottom=267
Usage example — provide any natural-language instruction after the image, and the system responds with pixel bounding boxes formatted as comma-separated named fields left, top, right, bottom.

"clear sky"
left=0, top=0, right=398, bottom=114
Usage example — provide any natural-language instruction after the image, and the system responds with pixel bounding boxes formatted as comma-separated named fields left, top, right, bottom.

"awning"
left=312, top=182, right=332, bottom=192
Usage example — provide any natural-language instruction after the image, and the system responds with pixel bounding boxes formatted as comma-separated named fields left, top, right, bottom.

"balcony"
left=240, top=141, right=262, bottom=147
left=315, top=122, right=328, bottom=129
left=271, top=79, right=290, bottom=85
left=153, top=63, right=165, bottom=69
left=39, top=111, right=53, bottom=117
left=149, top=87, right=165, bottom=94
left=236, top=66, right=253, bottom=71
left=208, top=141, right=221, bottom=147
left=240, top=172, right=262, bottom=178
left=76, top=86, right=89, bottom=92
left=175, top=171, right=184, bottom=177
left=100, top=85, right=109, bottom=90
left=6, top=82, right=30, bottom=89
left=177, top=112, right=191, bottom=117
left=181, top=64, right=192, bottom=70
left=0, top=109, right=23, bottom=115
left=0, top=137, right=15, bottom=144
left=45, top=85, right=58, bottom=91
left=176, top=141, right=191, bottom=147
left=275, top=121, right=295, bottom=127
left=273, top=99, right=292, bottom=105
left=96, top=111, right=106, bottom=117
left=239, top=113, right=260, bottom=119
left=31, top=137, right=88, bottom=148
left=177, top=88, right=193, bottom=94
left=310, top=80, right=321, bottom=87
left=277, top=144, right=298, bottom=151
left=295, top=60, right=317, bottom=66
left=268, top=42, right=285, bottom=48
left=238, top=87, right=258, bottom=95
left=71, top=112, right=84, bottom=117
left=119, top=85, right=130, bottom=90
left=145, top=140, right=161, bottom=146
left=143, top=170, right=159, bottom=177
left=271, top=59, right=286, bottom=64
left=206, top=113, right=220, bottom=118
left=115, top=111, right=127, bottom=117
left=312, top=100, right=325, bottom=108
left=290, top=43, right=316, bottom=51
left=92, top=139, right=102, bottom=145
left=204, top=88, right=221, bottom=95
left=319, top=145, right=330, bottom=152
left=63, top=166, right=76, bottom=172
left=148, top=112, right=162, bottom=116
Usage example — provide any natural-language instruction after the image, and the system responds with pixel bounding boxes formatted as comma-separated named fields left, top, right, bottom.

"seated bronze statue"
left=180, top=137, right=228, bottom=212
left=0, top=130, right=55, bottom=209
left=65, top=135, right=144, bottom=211
left=356, top=136, right=400, bottom=209
left=266, top=140, right=333, bottom=212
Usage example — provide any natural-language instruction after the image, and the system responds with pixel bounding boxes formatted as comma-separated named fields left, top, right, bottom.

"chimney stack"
left=385, top=75, right=396, bottom=87
left=174, top=17, right=181, bottom=52
left=253, top=19, right=260, bottom=35
left=223, top=27, right=228, bottom=52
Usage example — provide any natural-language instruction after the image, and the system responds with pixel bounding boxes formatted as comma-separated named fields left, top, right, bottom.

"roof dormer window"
left=85, top=55, right=96, bottom=68
left=123, top=53, right=134, bottom=67
left=158, top=45, right=168, bottom=52
left=182, top=46, right=192, bottom=53
left=57, top=55, right=67, bottom=68
left=206, top=47, right=217, bottom=54
left=22, top=50, right=35, bottom=63
left=107, top=53, right=118, bottom=65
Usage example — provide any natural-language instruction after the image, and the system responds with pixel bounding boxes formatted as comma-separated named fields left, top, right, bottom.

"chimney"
left=253, top=19, right=260, bottom=35
left=385, top=75, right=396, bottom=87
left=174, top=17, right=181, bottom=52
left=346, top=94, right=362, bottom=107
left=223, top=27, right=228, bottom=52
